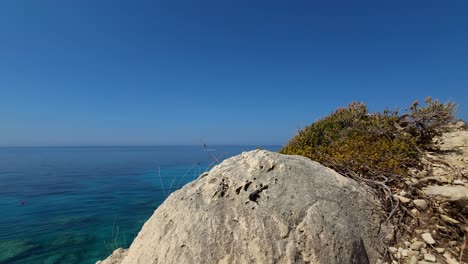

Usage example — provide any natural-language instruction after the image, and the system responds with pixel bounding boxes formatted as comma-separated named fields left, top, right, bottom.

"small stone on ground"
left=421, top=233, right=436, bottom=245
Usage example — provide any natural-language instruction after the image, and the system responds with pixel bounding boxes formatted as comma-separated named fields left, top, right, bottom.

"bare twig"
left=461, top=234, right=466, bottom=264
left=175, top=163, right=197, bottom=190
left=205, top=153, right=225, bottom=172
left=158, top=165, right=167, bottom=198
left=168, top=163, right=195, bottom=194
left=114, top=225, right=120, bottom=250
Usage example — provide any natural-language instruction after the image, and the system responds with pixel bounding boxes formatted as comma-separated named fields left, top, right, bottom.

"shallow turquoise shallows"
left=0, top=146, right=280, bottom=264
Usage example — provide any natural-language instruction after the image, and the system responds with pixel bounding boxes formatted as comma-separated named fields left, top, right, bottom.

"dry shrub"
left=281, top=98, right=456, bottom=179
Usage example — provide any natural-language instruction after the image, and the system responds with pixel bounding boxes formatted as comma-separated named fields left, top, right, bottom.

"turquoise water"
left=0, top=146, right=280, bottom=264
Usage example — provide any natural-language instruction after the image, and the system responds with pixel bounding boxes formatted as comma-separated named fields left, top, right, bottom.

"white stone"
left=453, top=179, right=464, bottom=185
left=455, top=121, right=465, bottom=129
left=396, top=195, right=411, bottom=203
left=421, top=233, right=436, bottom=245
left=435, top=247, right=445, bottom=253
left=410, top=241, right=426, bottom=250
left=99, top=150, right=385, bottom=264
left=423, top=253, right=436, bottom=262
left=443, top=253, right=460, bottom=264
left=388, top=246, right=398, bottom=254
left=413, top=199, right=428, bottom=210
left=424, top=185, right=468, bottom=208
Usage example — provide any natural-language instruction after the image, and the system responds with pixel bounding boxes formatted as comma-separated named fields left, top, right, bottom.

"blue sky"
left=0, top=0, right=467, bottom=146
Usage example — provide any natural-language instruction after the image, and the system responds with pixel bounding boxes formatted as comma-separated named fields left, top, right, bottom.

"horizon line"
left=0, top=144, right=283, bottom=148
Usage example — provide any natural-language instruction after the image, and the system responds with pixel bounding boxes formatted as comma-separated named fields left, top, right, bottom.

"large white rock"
left=101, top=150, right=385, bottom=264
left=423, top=185, right=468, bottom=208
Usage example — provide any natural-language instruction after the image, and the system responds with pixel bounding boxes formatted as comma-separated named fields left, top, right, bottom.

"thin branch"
left=114, top=225, right=120, bottom=250
left=461, top=234, right=466, bottom=264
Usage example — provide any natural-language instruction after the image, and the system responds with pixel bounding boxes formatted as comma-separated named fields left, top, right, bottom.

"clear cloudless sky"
left=0, top=0, right=467, bottom=146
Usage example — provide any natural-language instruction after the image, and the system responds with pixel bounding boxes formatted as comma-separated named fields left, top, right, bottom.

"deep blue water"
left=0, top=146, right=280, bottom=264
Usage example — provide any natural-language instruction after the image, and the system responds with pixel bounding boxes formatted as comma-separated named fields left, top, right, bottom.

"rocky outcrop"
left=386, top=125, right=468, bottom=264
left=99, top=150, right=385, bottom=264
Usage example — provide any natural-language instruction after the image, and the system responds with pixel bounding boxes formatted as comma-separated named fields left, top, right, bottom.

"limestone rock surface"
left=423, top=185, right=468, bottom=208
left=100, top=150, right=385, bottom=264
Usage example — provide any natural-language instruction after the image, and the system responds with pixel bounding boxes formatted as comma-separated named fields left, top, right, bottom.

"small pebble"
left=410, top=241, right=426, bottom=250
left=435, top=247, right=445, bottom=253
left=453, top=179, right=464, bottom=185
left=421, top=233, right=436, bottom=245
left=396, top=195, right=411, bottom=203
left=413, top=199, right=428, bottom=210
left=409, top=256, right=418, bottom=264
left=443, top=253, right=459, bottom=264
left=394, top=252, right=401, bottom=259
left=423, top=253, right=436, bottom=262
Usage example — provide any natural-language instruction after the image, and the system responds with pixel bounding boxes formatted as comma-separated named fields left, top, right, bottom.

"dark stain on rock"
left=218, top=181, right=229, bottom=198
left=244, top=181, right=252, bottom=191
left=248, top=185, right=269, bottom=203
left=267, top=164, right=275, bottom=172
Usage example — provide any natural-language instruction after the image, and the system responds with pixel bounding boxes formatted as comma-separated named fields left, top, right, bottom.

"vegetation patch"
left=280, top=97, right=460, bottom=260
left=281, top=97, right=456, bottom=178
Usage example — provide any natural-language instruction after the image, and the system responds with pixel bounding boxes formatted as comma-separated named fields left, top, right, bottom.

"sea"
left=0, top=145, right=280, bottom=264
